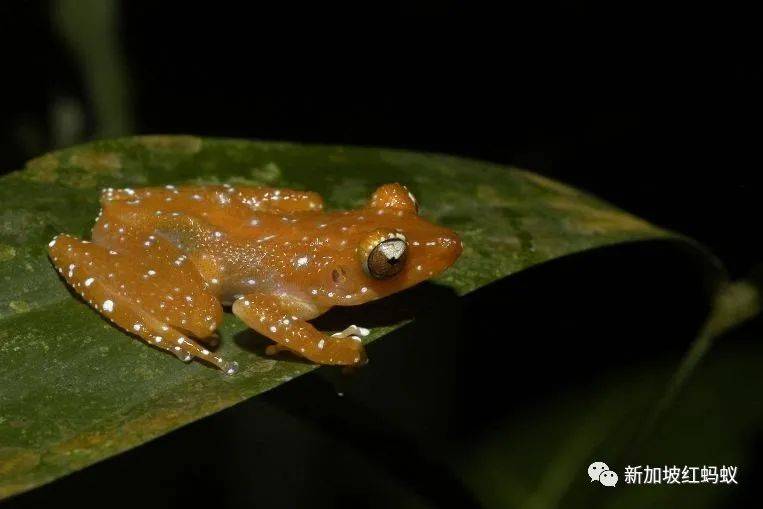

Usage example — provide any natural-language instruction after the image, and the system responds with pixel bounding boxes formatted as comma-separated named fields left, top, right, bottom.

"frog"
left=47, top=183, right=462, bottom=374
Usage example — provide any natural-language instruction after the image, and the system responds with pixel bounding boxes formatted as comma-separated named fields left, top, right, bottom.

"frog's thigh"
left=232, top=294, right=366, bottom=365
left=91, top=219, right=223, bottom=340
left=48, top=234, right=237, bottom=374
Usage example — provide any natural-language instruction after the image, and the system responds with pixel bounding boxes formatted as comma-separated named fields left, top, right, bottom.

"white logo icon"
left=599, top=470, right=619, bottom=487
left=588, top=461, right=618, bottom=487
left=588, top=461, right=609, bottom=482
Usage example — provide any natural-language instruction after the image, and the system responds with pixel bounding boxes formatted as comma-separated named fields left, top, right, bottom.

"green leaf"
left=0, top=136, right=707, bottom=498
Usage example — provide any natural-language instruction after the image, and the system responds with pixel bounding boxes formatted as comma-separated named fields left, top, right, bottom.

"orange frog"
left=47, top=183, right=462, bottom=374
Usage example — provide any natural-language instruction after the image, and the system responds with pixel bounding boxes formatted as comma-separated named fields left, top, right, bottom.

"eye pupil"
left=366, top=239, right=407, bottom=279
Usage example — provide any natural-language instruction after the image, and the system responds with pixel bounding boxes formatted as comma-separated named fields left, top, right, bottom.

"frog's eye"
left=358, top=230, right=408, bottom=279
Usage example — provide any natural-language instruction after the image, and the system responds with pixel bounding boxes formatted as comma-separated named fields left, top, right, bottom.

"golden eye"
left=358, top=230, right=408, bottom=279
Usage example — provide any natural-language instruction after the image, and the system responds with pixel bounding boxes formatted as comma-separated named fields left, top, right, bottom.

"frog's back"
left=101, top=185, right=323, bottom=214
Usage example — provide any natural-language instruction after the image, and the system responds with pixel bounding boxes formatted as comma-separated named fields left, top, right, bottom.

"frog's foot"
left=329, top=325, right=371, bottom=353
left=233, top=294, right=367, bottom=366
left=48, top=234, right=238, bottom=375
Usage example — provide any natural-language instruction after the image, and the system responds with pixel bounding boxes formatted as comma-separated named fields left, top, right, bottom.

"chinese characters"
left=623, top=465, right=738, bottom=485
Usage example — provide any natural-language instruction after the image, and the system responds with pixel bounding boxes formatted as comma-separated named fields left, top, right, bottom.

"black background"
left=2, top=2, right=760, bottom=276
left=0, top=2, right=760, bottom=508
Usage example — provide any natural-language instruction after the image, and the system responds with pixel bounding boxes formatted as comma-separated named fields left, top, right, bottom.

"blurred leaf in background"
left=53, top=0, right=133, bottom=142
left=458, top=330, right=762, bottom=509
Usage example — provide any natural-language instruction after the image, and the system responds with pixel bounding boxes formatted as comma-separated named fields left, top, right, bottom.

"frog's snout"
left=407, top=229, right=462, bottom=283
left=435, top=231, right=463, bottom=270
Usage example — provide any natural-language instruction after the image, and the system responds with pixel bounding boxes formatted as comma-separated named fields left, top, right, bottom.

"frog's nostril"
left=435, top=237, right=454, bottom=251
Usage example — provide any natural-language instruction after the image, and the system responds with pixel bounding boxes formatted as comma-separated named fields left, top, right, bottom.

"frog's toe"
left=265, top=344, right=288, bottom=356
left=332, top=325, right=371, bottom=339
left=320, top=335, right=367, bottom=366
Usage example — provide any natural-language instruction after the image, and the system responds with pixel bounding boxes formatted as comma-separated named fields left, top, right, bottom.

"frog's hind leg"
left=47, top=234, right=238, bottom=374
left=232, top=293, right=366, bottom=365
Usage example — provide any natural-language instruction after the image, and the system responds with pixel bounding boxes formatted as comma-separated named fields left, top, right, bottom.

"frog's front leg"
left=48, top=234, right=238, bottom=374
left=232, top=294, right=367, bottom=365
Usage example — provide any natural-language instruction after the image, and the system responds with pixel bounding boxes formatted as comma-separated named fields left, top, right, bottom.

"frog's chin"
left=400, top=264, right=449, bottom=290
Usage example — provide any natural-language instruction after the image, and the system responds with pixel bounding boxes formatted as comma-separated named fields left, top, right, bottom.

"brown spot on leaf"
left=23, top=153, right=59, bottom=183
left=69, top=151, right=122, bottom=173
left=549, top=197, right=654, bottom=235
left=137, top=135, right=202, bottom=153
left=50, top=432, right=109, bottom=457
left=476, top=185, right=520, bottom=207
left=0, top=448, right=40, bottom=476
left=9, top=301, right=31, bottom=314
left=0, top=245, right=15, bottom=262
left=519, top=170, right=582, bottom=197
